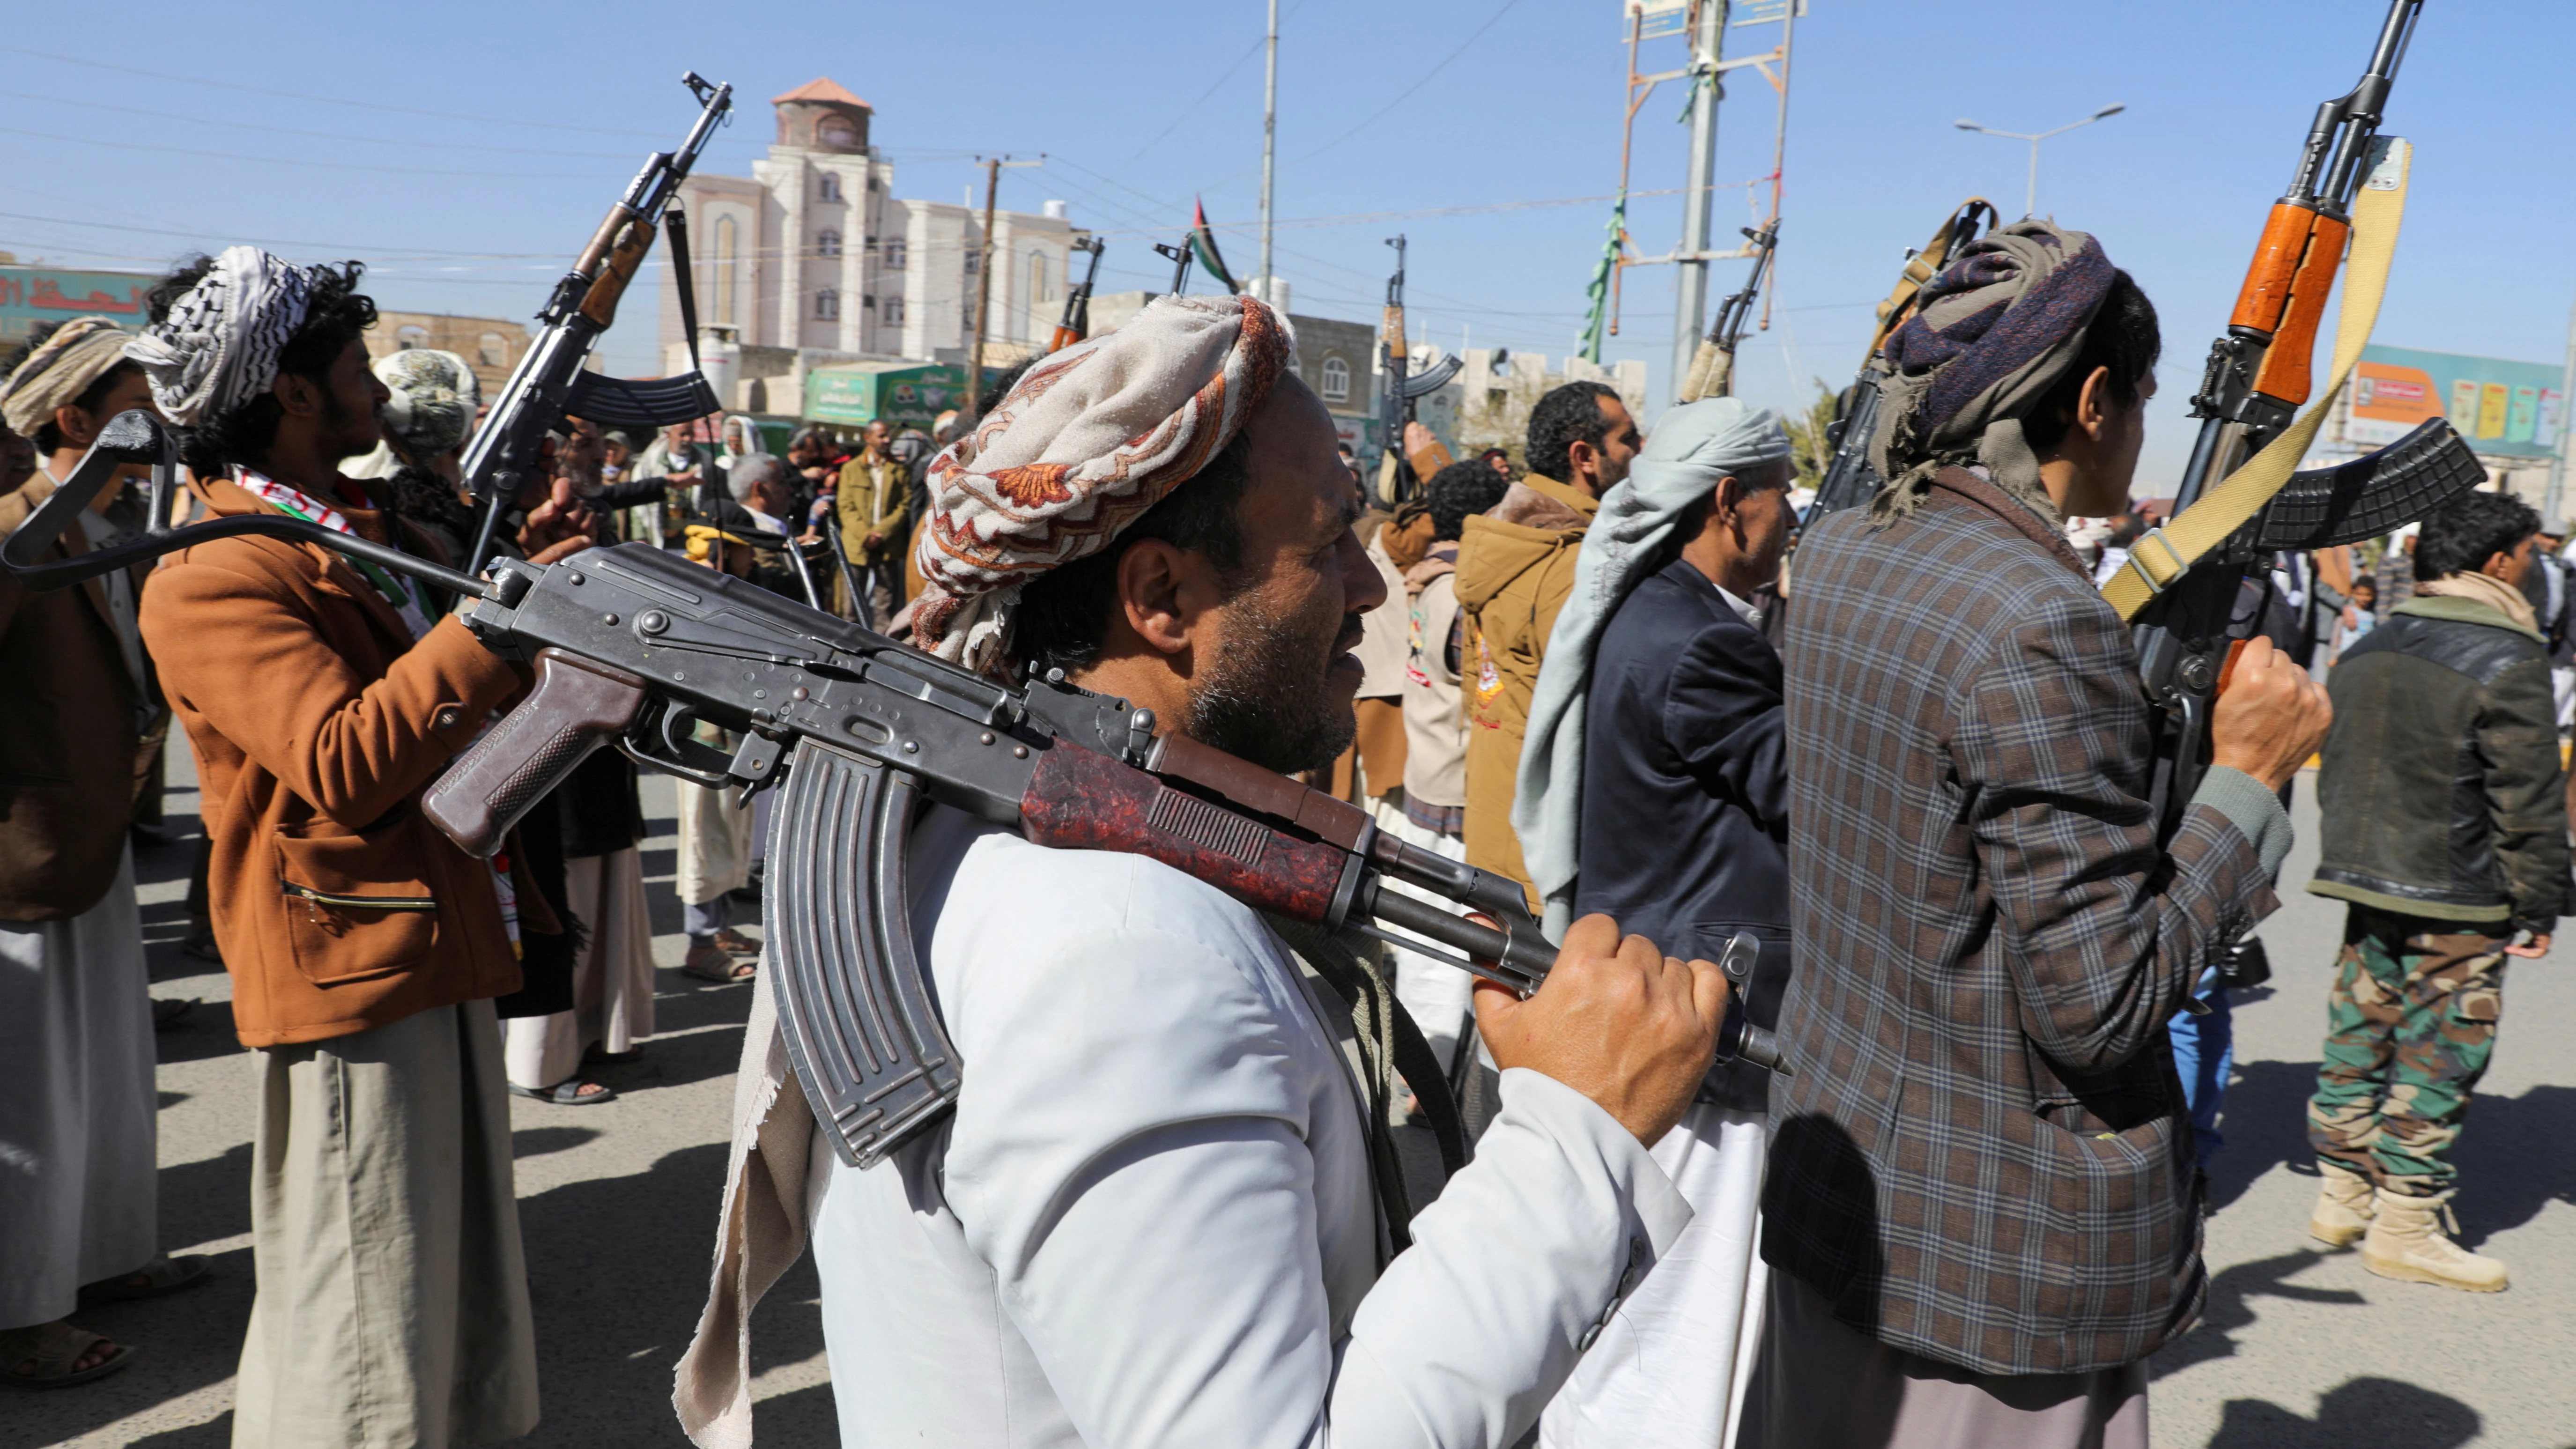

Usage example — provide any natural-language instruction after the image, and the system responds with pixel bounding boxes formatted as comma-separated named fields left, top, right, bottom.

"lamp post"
left=1954, top=104, right=2126, bottom=218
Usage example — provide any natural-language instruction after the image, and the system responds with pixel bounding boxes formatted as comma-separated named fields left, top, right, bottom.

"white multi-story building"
left=656, top=78, right=1087, bottom=411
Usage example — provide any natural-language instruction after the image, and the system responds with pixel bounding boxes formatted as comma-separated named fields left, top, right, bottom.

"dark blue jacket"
left=1573, top=556, right=1791, bottom=1109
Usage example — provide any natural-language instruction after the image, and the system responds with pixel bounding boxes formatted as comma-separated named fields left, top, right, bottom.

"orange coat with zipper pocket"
left=139, top=475, right=530, bottom=1047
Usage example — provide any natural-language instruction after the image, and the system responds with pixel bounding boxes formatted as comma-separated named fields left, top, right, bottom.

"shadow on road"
left=2152, top=1250, right=2365, bottom=1379
left=2446, top=1082, right=2576, bottom=1247
left=2205, top=1375, right=2480, bottom=1448
left=2204, top=1057, right=2318, bottom=1215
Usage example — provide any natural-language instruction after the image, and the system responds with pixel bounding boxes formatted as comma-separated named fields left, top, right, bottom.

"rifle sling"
left=2102, top=141, right=2411, bottom=622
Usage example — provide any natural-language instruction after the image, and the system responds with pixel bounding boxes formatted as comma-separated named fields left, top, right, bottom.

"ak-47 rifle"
left=1676, top=219, right=1779, bottom=405
left=2120, top=0, right=2482, bottom=840
left=1802, top=199, right=1999, bottom=522
left=459, top=73, right=734, bottom=572
left=1375, top=235, right=1462, bottom=507
left=1049, top=237, right=1106, bottom=354
left=8, top=412, right=1789, bottom=1170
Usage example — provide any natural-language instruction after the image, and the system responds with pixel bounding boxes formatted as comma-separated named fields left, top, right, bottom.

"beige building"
left=1451, top=348, right=1649, bottom=465
left=366, top=310, right=532, bottom=395
left=655, top=78, right=1088, bottom=413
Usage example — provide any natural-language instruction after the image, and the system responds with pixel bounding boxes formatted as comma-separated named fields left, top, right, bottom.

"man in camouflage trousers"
left=2306, top=491, right=2568, bottom=1293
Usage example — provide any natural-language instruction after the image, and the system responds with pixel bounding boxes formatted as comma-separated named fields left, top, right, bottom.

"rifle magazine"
left=771, top=739, right=962, bottom=1168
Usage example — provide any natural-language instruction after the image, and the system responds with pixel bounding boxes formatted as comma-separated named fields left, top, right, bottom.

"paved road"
left=22, top=765, right=2576, bottom=1446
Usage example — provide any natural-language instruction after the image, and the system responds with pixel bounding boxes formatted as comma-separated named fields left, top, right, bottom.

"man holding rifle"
left=678, top=296, right=1733, bottom=1449
left=129, top=248, right=590, bottom=1447
left=1747, top=224, right=2331, bottom=1447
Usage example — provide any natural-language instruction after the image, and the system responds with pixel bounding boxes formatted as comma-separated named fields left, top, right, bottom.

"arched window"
left=817, top=229, right=842, bottom=258
left=477, top=332, right=509, bottom=368
left=395, top=324, right=429, bottom=351
left=883, top=238, right=907, bottom=271
left=1319, top=355, right=1351, bottom=403
left=820, top=173, right=843, bottom=203
left=815, top=288, right=840, bottom=321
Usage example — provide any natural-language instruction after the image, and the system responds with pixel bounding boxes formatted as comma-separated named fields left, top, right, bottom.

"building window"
left=395, top=324, right=429, bottom=351
left=817, top=229, right=842, bottom=258
left=477, top=332, right=509, bottom=368
left=883, top=238, right=907, bottom=270
left=815, top=288, right=840, bottom=321
left=883, top=296, right=905, bottom=327
left=1028, top=251, right=1053, bottom=306
left=1320, top=355, right=1351, bottom=403
left=963, top=250, right=980, bottom=276
left=819, top=117, right=858, bottom=148
left=820, top=173, right=843, bottom=203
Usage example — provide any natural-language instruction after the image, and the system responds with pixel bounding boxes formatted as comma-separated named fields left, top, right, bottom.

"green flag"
left=1578, top=194, right=1627, bottom=363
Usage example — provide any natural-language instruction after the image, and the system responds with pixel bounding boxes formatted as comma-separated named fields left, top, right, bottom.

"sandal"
left=80, top=1253, right=210, bottom=1305
left=0, top=1321, right=135, bottom=1390
left=682, top=945, right=757, bottom=983
left=152, top=998, right=199, bottom=1032
left=508, top=1079, right=617, bottom=1106
left=712, top=927, right=763, bottom=958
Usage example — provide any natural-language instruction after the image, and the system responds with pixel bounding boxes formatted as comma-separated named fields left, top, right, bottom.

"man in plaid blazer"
left=1741, top=224, right=2332, bottom=1448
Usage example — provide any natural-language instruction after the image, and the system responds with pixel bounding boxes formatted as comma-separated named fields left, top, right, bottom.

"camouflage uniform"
left=2308, top=903, right=2509, bottom=1194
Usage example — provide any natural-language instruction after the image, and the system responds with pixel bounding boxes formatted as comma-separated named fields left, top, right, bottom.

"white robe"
left=502, top=847, right=657, bottom=1089
left=0, top=846, right=158, bottom=1328
left=680, top=804, right=1694, bottom=1449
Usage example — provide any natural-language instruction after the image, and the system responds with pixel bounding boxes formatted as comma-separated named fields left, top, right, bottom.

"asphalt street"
left=19, top=761, right=2576, bottom=1447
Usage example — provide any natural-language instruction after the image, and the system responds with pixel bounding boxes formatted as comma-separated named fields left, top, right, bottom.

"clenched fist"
left=1473, top=913, right=1730, bottom=1146
left=2210, top=635, right=2332, bottom=791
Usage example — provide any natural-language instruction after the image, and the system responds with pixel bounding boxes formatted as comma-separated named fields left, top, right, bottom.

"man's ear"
left=52, top=402, right=96, bottom=451
left=2071, top=364, right=2116, bottom=444
left=1114, top=538, right=1196, bottom=657
left=272, top=368, right=325, bottom=421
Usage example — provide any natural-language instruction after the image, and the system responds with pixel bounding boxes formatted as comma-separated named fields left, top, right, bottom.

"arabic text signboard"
left=2349, top=344, right=2564, bottom=462
left=0, top=266, right=157, bottom=345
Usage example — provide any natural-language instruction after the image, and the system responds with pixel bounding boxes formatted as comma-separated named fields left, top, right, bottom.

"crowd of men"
left=0, top=217, right=2560, bottom=1449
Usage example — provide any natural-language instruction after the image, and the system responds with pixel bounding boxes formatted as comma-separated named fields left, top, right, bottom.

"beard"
left=1184, top=591, right=1363, bottom=776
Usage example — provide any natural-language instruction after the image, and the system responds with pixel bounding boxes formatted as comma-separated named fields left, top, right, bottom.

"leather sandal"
left=80, top=1253, right=210, bottom=1305
left=508, top=1079, right=617, bottom=1106
left=0, top=1322, right=135, bottom=1390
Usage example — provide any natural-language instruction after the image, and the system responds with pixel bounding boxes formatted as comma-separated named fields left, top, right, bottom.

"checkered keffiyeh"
left=911, top=294, right=1292, bottom=672
left=123, top=245, right=334, bottom=427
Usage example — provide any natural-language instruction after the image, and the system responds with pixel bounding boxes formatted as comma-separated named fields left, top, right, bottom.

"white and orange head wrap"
left=912, top=294, right=1292, bottom=672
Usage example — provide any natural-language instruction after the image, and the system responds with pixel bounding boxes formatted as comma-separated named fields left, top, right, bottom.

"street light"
left=1955, top=104, right=2126, bottom=218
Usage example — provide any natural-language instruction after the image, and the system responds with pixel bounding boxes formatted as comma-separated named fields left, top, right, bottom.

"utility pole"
left=963, top=155, right=1040, bottom=424
left=2552, top=293, right=2576, bottom=525
left=1258, top=0, right=1280, bottom=304
left=1669, top=0, right=1727, bottom=402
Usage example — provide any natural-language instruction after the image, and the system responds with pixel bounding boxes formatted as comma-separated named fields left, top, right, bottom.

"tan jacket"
left=835, top=453, right=909, bottom=564
left=1453, top=474, right=1594, bottom=893
left=139, top=475, right=528, bottom=1046
left=1401, top=554, right=1467, bottom=810
left=0, top=476, right=153, bottom=920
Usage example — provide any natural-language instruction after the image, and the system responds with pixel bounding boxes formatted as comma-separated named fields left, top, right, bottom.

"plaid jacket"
left=1765, top=469, right=2276, bottom=1375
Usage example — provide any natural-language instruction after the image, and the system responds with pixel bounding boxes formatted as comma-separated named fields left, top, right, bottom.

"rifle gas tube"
left=8, top=412, right=1789, bottom=1171
left=458, top=73, right=735, bottom=572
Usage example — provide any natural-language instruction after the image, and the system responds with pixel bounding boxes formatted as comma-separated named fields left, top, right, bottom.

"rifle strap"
left=667, top=206, right=707, bottom=375
left=2103, top=140, right=2412, bottom=622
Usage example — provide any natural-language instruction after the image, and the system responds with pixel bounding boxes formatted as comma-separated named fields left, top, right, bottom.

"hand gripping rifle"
left=1375, top=235, right=1462, bottom=507
left=459, top=73, right=734, bottom=573
left=2109, top=0, right=2483, bottom=840
left=8, top=413, right=1788, bottom=1170
left=1802, top=199, right=1999, bottom=522
left=1675, top=219, right=1779, bottom=405
left=1047, top=237, right=1106, bottom=355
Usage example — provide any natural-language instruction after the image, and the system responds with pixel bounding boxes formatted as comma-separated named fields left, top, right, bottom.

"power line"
left=0, top=88, right=648, bottom=160
left=0, top=125, right=600, bottom=180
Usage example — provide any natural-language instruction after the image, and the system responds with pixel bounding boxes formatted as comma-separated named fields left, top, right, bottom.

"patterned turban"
left=911, top=293, right=1292, bottom=671
left=1, top=317, right=135, bottom=436
left=375, top=347, right=481, bottom=461
left=1867, top=219, right=2114, bottom=523
left=123, top=245, right=338, bottom=427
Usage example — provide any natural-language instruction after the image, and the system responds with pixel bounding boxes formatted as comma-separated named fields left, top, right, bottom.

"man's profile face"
left=320, top=337, right=388, bottom=459
left=2495, top=532, right=2536, bottom=589
left=2065, top=371, right=2156, bottom=518
left=1733, top=461, right=1798, bottom=586
left=1574, top=395, right=1643, bottom=495
left=1183, top=375, right=1387, bottom=773
left=865, top=421, right=890, bottom=455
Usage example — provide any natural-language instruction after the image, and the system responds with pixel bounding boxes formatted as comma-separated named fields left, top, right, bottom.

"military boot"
left=2308, top=1162, right=2376, bottom=1247
left=2361, top=1188, right=2508, bottom=1292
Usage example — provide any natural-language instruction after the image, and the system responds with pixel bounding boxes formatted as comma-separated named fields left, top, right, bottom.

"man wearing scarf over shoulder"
left=130, top=248, right=591, bottom=1448
left=676, top=295, right=1736, bottom=1449
left=1746, top=223, right=2332, bottom=1447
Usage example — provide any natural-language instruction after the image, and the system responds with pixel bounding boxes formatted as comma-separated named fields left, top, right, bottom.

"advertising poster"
left=2350, top=344, right=2562, bottom=460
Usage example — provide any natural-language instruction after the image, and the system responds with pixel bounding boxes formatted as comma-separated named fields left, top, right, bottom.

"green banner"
left=804, top=361, right=1013, bottom=427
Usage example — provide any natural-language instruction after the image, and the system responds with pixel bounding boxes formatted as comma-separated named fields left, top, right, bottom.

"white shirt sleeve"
left=912, top=831, right=1693, bottom=1449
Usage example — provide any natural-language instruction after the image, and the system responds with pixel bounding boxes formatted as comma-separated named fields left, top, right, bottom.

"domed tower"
left=772, top=77, right=872, bottom=152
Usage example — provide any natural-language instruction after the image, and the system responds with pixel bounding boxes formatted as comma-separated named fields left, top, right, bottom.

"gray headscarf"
left=1513, top=396, right=1793, bottom=935
left=1868, top=220, right=2116, bottom=525
left=375, top=348, right=481, bottom=462
left=123, top=245, right=336, bottom=427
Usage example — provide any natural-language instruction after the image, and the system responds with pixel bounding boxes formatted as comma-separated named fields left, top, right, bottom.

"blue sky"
left=4, top=0, right=2563, bottom=482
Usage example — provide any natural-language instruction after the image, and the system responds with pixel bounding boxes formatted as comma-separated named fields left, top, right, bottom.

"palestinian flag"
left=1190, top=198, right=1241, bottom=294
